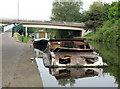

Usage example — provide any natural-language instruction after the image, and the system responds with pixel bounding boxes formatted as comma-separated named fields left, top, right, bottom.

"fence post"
left=12, top=27, right=15, bottom=37
left=2, top=25, right=4, bottom=32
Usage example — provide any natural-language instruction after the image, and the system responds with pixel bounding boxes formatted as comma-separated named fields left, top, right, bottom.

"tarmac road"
left=2, top=31, right=43, bottom=87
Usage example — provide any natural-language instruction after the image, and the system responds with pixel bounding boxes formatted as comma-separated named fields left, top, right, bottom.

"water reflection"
left=50, top=68, right=103, bottom=79
left=90, top=41, right=119, bottom=88
left=33, top=42, right=119, bottom=87
left=49, top=68, right=103, bottom=86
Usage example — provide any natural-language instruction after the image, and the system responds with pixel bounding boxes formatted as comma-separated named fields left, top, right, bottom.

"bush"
left=92, top=20, right=119, bottom=42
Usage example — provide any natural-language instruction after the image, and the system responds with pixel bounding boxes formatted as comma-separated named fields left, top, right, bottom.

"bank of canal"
left=34, top=41, right=119, bottom=88
left=2, top=32, right=43, bottom=87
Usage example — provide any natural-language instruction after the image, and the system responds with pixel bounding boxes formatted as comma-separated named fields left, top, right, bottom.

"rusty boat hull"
left=43, top=39, right=108, bottom=67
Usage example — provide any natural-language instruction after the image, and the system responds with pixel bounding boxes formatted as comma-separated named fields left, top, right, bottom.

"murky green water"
left=34, top=41, right=119, bottom=88
left=89, top=41, right=120, bottom=88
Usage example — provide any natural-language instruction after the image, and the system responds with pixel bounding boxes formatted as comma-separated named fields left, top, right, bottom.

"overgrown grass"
left=74, top=36, right=91, bottom=39
left=84, top=31, right=94, bottom=37
left=17, top=34, right=31, bottom=43
left=74, top=32, right=94, bottom=39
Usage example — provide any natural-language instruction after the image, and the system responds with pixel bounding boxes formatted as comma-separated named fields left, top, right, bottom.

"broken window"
left=59, top=56, right=71, bottom=64
left=85, top=57, right=98, bottom=64
left=86, top=44, right=90, bottom=49
left=59, top=69, right=71, bottom=74
left=79, top=45, right=84, bottom=49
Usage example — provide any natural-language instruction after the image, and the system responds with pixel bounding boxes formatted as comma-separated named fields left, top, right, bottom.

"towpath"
left=2, top=31, right=43, bottom=87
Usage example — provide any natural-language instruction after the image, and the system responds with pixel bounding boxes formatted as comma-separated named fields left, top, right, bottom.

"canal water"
left=34, top=41, right=119, bottom=88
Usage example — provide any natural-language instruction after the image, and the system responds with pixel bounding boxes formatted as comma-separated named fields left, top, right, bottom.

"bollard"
left=22, top=32, right=24, bottom=42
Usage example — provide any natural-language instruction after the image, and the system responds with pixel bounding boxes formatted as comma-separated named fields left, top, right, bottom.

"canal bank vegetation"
left=83, top=1, right=120, bottom=43
left=75, top=31, right=94, bottom=39
left=92, top=20, right=120, bottom=42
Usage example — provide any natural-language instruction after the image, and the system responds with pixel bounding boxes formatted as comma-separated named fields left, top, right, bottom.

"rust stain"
left=53, top=73, right=60, bottom=76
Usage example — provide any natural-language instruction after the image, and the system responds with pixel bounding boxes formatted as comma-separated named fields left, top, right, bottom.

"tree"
left=107, top=1, right=120, bottom=20
left=51, top=0, right=83, bottom=22
left=84, top=1, right=105, bottom=33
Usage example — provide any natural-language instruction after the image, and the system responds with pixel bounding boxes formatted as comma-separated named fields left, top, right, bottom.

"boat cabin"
left=34, top=30, right=48, bottom=40
left=33, top=30, right=49, bottom=45
left=48, top=40, right=92, bottom=52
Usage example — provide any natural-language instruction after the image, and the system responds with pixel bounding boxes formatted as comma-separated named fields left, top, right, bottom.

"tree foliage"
left=84, top=1, right=119, bottom=42
left=90, top=1, right=120, bottom=42
left=51, top=0, right=83, bottom=22
left=50, top=0, right=83, bottom=39
left=84, top=1, right=105, bottom=33
left=92, top=20, right=120, bottom=42
left=107, top=1, right=120, bottom=20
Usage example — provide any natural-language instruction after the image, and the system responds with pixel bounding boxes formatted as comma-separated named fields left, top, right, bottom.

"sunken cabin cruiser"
left=43, top=39, right=108, bottom=67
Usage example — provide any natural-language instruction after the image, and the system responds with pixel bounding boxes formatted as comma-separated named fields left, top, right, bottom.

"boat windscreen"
left=53, top=47, right=93, bottom=52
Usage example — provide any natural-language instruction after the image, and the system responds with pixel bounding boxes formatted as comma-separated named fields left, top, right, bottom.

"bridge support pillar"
left=25, top=26, right=28, bottom=37
left=81, top=30, right=86, bottom=37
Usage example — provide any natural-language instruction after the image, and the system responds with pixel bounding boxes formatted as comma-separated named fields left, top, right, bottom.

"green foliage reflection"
left=90, top=41, right=120, bottom=88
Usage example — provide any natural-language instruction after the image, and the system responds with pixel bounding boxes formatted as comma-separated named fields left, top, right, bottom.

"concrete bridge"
left=0, top=19, right=85, bottom=30
left=0, top=19, right=86, bottom=36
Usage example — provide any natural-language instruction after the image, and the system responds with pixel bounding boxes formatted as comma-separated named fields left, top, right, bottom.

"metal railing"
left=12, top=24, right=24, bottom=37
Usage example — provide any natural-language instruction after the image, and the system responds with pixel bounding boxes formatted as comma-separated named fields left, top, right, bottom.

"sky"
left=0, top=0, right=118, bottom=21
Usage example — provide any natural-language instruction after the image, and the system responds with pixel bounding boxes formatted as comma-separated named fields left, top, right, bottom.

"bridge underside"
left=23, top=24, right=84, bottom=31
left=0, top=24, right=84, bottom=31
left=0, top=20, right=85, bottom=37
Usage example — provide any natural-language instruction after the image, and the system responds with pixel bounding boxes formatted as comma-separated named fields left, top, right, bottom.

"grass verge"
left=84, top=31, right=94, bottom=37
left=75, top=32, right=94, bottom=39
left=17, top=34, right=31, bottom=43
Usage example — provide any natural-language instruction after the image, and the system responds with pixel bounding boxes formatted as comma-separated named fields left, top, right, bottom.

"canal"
left=34, top=41, right=119, bottom=88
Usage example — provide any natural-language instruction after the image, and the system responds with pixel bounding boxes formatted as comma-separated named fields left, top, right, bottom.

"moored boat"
left=43, top=39, right=108, bottom=67
left=33, top=30, right=49, bottom=45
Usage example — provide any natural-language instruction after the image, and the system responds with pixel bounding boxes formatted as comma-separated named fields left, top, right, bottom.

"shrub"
left=92, top=20, right=119, bottom=42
